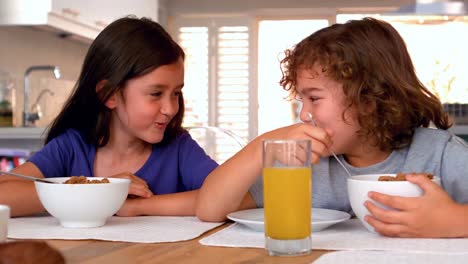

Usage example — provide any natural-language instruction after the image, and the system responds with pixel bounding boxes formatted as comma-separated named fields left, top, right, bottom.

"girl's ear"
left=96, top=80, right=117, bottom=109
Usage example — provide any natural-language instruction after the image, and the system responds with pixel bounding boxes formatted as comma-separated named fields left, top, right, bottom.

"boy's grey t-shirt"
left=249, top=127, right=468, bottom=214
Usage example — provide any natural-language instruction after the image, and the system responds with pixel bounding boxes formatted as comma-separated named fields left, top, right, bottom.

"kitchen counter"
left=450, top=125, right=468, bottom=136
left=0, top=127, right=46, bottom=150
left=0, top=127, right=46, bottom=139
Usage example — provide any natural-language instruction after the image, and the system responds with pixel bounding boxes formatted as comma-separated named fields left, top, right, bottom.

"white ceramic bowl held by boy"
left=0, top=205, right=10, bottom=241
left=347, top=174, right=441, bottom=233
left=35, top=177, right=130, bottom=228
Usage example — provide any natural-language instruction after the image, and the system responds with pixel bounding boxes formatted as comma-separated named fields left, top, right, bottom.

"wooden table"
left=42, top=224, right=331, bottom=263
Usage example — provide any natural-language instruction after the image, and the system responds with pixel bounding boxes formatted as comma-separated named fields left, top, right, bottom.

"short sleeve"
left=27, top=129, right=94, bottom=178
left=248, top=174, right=264, bottom=207
left=440, top=135, right=468, bottom=203
left=177, top=133, right=218, bottom=190
left=28, top=135, right=71, bottom=178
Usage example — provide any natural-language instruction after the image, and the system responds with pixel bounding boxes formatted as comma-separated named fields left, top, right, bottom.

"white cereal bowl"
left=35, top=177, right=130, bottom=228
left=347, top=174, right=441, bottom=233
left=0, top=204, right=10, bottom=241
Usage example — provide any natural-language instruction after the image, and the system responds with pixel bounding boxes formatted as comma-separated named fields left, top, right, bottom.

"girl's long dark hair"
left=46, top=16, right=186, bottom=147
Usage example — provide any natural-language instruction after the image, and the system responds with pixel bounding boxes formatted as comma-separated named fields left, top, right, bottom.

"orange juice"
left=263, top=167, right=311, bottom=240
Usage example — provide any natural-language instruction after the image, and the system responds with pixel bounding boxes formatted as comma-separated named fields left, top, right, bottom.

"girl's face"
left=295, top=64, right=361, bottom=155
left=111, top=59, right=184, bottom=144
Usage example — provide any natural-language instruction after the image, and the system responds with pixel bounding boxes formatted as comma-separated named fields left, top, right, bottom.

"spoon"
left=0, top=171, right=57, bottom=184
left=306, top=112, right=353, bottom=178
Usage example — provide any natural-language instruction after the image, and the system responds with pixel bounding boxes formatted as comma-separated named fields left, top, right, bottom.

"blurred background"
left=0, top=0, right=467, bottom=167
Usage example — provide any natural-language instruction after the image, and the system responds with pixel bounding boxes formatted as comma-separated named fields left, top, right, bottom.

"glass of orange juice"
left=263, top=139, right=312, bottom=256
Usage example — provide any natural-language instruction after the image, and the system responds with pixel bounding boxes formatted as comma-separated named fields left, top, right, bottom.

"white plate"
left=227, top=208, right=350, bottom=232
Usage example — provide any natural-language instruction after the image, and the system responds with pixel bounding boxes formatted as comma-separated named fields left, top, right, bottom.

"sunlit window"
left=337, top=14, right=468, bottom=104
left=257, top=20, right=329, bottom=135
left=338, top=14, right=468, bottom=125
left=175, top=13, right=468, bottom=158
left=175, top=21, right=250, bottom=164
left=178, top=27, right=209, bottom=127
left=391, top=22, right=468, bottom=104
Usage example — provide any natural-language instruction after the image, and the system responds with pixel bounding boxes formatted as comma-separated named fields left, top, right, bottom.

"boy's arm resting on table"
left=0, top=162, right=46, bottom=217
left=456, top=204, right=468, bottom=237
left=194, top=123, right=330, bottom=222
left=449, top=203, right=468, bottom=238
left=195, top=136, right=264, bottom=222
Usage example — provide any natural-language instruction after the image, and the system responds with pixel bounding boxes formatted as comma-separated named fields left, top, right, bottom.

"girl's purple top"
left=29, top=129, right=218, bottom=194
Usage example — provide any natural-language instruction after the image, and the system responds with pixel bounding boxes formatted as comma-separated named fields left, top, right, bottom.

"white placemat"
left=199, top=219, right=468, bottom=254
left=8, top=216, right=223, bottom=243
left=314, top=251, right=468, bottom=264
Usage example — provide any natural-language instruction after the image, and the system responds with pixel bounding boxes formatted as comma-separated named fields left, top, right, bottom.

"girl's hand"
left=364, top=174, right=462, bottom=238
left=266, top=123, right=334, bottom=164
left=116, top=197, right=143, bottom=217
left=109, top=172, right=153, bottom=198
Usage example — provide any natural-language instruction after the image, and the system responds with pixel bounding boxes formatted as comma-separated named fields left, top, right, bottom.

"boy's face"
left=295, top=64, right=361, bottom=156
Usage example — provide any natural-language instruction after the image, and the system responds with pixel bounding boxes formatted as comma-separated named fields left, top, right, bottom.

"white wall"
left=0, top=26, right=89, bottom=127
left=0, top=0, right=161, bottom=129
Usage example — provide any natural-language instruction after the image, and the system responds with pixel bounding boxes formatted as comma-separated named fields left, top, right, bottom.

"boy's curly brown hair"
left=280, top=17, right=451, bottom=151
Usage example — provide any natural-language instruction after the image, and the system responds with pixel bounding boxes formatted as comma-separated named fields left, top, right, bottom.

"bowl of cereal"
left=35, top=176, right=130, bottom=228
left=347, top=173, right=441, bottom=233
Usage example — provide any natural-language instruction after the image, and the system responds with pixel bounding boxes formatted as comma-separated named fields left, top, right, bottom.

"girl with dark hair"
left=0, top=17, right=218, bottom=217
left=196, top=18, right=468, bottom=238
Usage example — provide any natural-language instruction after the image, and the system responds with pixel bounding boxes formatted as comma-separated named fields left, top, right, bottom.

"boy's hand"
left=364, top=174, right=462, bottom=238
left=267, top=123, right=334, bottom=164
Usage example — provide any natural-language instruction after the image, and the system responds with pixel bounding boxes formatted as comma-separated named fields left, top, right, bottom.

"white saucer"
left=227, top=208, right=350, bottom=232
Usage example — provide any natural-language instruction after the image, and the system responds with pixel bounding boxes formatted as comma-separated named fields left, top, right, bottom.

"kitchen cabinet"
left=0, top=0, right=158, bottom=42
left=52, top=0, right=158, bottom=28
